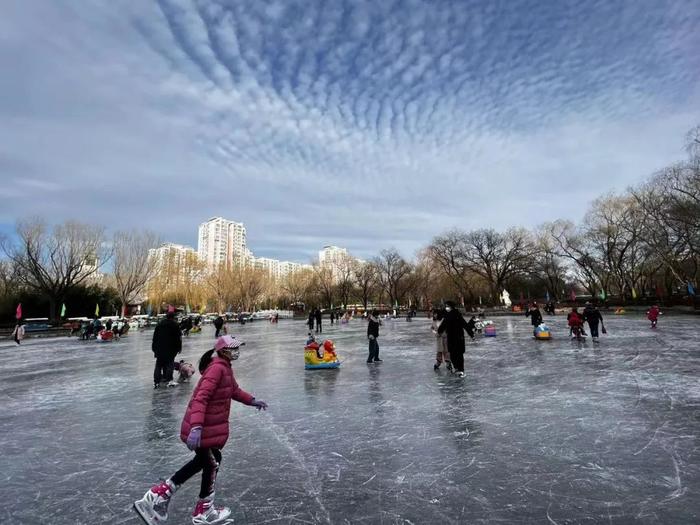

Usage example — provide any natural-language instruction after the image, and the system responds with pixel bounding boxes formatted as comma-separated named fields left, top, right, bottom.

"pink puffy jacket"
left=180, top=356, right=254, bottom=449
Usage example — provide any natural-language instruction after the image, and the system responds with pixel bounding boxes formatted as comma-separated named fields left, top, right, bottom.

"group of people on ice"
left=525, top=301, right=662, bottom=341
left=77, top=317, right=130, bottom=341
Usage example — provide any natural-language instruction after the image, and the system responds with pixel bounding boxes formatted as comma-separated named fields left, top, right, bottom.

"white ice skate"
left=192, top=497, right=231, bottom=524
left=457, top=371, right=465, bottom=378
left=167, top=380, right=178, bottom=387
left=134, top=481, right=174, bottom=524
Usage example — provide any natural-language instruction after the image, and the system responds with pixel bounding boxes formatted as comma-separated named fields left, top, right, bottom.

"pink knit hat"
left=215, top=335, right=243, bottom=352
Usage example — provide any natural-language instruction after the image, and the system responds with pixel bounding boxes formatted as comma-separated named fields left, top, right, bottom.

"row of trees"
left=1, top=126, right=698, bottom=322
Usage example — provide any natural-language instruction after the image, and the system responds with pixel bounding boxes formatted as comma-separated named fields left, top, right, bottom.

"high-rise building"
left=250, top=258, right=313, bottom=280
left=197, top=217, right=248, bottom=268
left=252, top=257, right=280, bottom=279
left=148, top=243, right=200, bottom=284
left=318, top=245, right=348, bottom=268
left=148, top=243, right=197, bottom=267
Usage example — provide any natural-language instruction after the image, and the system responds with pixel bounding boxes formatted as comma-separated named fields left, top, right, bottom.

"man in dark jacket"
left=213, top=315, right=224, bottom=337
left=152, top=310, right=182, bottom=388
left=526, top=303, right=544, bottom=336
left=314, top=309, right=322, bottom=333
left=583, top=302, right=604, bottom=342
left=367, top=310, right=382, bottom=363
left=437, top=301, right=470, bottom=377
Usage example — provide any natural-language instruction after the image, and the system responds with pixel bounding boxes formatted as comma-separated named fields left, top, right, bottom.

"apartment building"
left=197, top=217, right=248, bottom=268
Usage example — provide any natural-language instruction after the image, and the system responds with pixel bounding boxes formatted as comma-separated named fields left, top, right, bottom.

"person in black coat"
left=151, top=310, right=182, bottom=388
left=213, top=315, right=224, bottom=337
left=583, top=302, right=604, bottom=341
left=525, top=303, right=543, bottom=336
left=314, top=309, right=322, bottom=333
left=307, top=310, right=315, bottom=332
left=437, top=301, right=470, bottom=377
left=367, top=310, right=382, bottom=363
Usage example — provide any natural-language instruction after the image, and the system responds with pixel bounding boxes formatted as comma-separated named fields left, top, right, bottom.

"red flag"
left=570, top=289, right=577, bottom=302
left=15, top=303, right=22, bottom=320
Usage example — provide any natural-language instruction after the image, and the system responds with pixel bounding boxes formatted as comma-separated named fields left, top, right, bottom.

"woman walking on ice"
left=437, top=301, right=471, bottom=378
left=134, top=335, right=268, bottom=525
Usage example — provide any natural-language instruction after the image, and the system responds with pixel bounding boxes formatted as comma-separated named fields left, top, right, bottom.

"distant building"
left=251, top=257, right=312, bottom=280
left=318, top=245, right=348, bottom=268
left=148, top=243, right=200, bottom=284
left=318, top=245, right=355, bottom=282
left=198, top=217, right=248, bottom=268
left=149, top=243, right=197, bottom=267
left=79, top=254, right=103, bottom=284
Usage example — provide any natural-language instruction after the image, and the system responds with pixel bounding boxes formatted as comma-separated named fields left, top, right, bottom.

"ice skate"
left=134, top=480, right=175, bottom=524
left=167, top=380, right=178, bottom=387
left=434, top=363, right=440, bottom=371
left=192, top=497, right=231, bottom=524
left=457, top=371, right=465, bottom=378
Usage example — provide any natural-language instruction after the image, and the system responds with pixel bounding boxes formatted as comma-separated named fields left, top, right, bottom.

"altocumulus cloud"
left=1, top=0, right=699, bottom=261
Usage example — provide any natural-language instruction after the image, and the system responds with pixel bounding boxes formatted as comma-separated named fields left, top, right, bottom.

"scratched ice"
left=1, top=314, right=699, bottom=524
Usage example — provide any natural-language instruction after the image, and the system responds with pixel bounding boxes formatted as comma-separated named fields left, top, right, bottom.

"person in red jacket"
left=647, top=305, right=661, bottom=328
left=567, top=307, right=585, bottom=338
left=134, top=335, right=268, bottom=525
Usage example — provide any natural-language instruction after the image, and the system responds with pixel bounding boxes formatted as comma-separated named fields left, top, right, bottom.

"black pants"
left=214, top=327, right=222, bottom=337
left=449, top=349, right=464, bottom=372
left=367, top=338, right=379, bottom=362
left=315, top=320, right=322, bottom=333
left=588, top=321, right=599, bottom=337
left=171, top=448, right=222, bottom=499
left=154, top=356, right=174, bottom=384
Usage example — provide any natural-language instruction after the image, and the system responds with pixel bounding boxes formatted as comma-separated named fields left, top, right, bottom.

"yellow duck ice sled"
left=305, top=339, right=341, bottom=369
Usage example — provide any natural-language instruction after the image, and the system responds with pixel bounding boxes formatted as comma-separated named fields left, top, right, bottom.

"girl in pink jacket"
left=134, top=335, right=268, bottom=525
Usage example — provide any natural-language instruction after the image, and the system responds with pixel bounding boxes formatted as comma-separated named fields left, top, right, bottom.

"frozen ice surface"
left=1, top=314, right=699, bottom=524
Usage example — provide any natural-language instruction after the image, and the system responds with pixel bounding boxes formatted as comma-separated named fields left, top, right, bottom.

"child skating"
left=431, top=309, right=452, bottom=372
left=647, top=305, right=661, bottom=329
left=134, top=335, right=268, bottom=524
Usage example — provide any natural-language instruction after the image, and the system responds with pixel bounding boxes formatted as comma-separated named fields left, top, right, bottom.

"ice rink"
left=1, top=313, right=699, bottom=524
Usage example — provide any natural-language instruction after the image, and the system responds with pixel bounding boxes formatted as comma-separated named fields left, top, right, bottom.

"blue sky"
left=1, top=0, right=699, bottom=263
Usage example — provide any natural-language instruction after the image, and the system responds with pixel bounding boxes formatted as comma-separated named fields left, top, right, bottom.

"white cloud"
left=0, top=0, right=699, bottom=262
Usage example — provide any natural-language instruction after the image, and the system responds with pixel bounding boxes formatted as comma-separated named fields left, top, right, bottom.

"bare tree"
left=237, top=265, right=268, bottom=312
left=0, top=259, right=19, bottom=298
left=427, top=230, right=478, bottom=302
left=531, top=228, right=568, bottom=300
left=112, top=230, right=160, bottom=315
left=545, top=220, right=607, bottom=295
left=312, top=264, right=335, bottom=308
left=202, top=262, right=237, bottom=313
left=374, top=248, right=413, bottom=307
left=280, top=268, right=314, bottom=307
left=583, top=194, right=648, bottom=298
left=1, top=218, right=106, bottom=320
left=353, top=261, right=379, bottom=308
left=334, top=254, right=356, bottom=308
left=460, top=228, right=535, bottom=301
left=632, top=162, right=700, bottom=287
